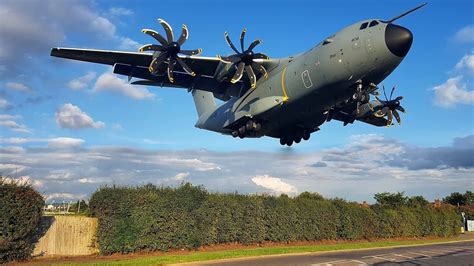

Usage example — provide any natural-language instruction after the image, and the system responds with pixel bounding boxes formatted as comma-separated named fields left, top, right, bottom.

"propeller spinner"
left=139, top=19, right=202, bottom=83
left=218, top=28, right=270, bottom=89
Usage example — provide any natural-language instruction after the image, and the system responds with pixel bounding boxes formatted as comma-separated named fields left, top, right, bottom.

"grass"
left=49, top=236, right=468, bottom=266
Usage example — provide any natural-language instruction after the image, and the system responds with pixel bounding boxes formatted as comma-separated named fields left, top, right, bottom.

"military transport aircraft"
left=51, top=4, right=426, bottom=146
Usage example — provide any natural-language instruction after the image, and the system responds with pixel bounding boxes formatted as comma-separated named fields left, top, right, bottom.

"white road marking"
left=407, top=251, right=432, bottom=258
left=349, top=259, right=368, bottom=265
left=421, top=249, right=446, bottom=255
left=311, top=260, right=348, bottom=266
left=393, top=253, right=415, bottom=260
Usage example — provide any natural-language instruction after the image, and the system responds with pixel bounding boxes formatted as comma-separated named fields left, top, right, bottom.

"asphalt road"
left=193, top=240, right=474, bottom=266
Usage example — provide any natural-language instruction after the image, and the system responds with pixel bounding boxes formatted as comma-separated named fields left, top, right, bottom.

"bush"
left=0, top=177, right=44, bottom=263
left=89, top=183, right=461, bottom=255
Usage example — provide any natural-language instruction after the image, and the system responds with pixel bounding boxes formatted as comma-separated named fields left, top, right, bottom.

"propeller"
left=138, top=19, right=202, bottom=83
left=374, top=85, right=406, bottom=127
left=218, top=28, right=270, bottom=89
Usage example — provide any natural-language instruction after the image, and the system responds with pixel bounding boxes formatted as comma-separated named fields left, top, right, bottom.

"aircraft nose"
left=385, top=23, right=413, bottom=57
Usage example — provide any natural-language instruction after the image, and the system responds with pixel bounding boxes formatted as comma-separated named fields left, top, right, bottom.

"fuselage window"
left=360, top=22, right=368, bottom=30
left=369, top=20, right=379, bottom=27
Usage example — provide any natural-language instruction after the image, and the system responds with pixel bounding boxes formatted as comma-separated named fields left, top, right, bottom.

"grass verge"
left=41, top=236, right=471, bottom=266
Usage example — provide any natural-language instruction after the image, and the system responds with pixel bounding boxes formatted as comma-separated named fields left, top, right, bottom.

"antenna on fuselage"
left=385, top=3, right=427, bottom=23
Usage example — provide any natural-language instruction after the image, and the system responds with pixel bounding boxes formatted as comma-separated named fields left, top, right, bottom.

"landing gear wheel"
left=303, top=130, right=310, bottom=141
left=287, top=139, right=293, bottom=146
left=246, top=120, right=254, bottom=131
left=279, top=138, right=285, bottom=145
left=295, top=137, right=301, bottom=143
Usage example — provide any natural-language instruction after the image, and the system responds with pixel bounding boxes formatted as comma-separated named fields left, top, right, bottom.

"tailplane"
left=192, top=89, right=216, bottom=118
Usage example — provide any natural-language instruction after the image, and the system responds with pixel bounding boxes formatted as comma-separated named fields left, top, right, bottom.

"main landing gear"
left=279, top=129, right=311, bottom=146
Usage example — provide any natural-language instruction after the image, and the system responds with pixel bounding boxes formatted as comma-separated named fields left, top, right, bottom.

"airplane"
left=50, top=3, right=426, bottom=146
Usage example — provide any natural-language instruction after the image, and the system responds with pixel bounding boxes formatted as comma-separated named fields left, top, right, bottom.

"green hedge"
left=89, top=183, right=460, bottom=255
left=0, top=177, right=44, bottom=263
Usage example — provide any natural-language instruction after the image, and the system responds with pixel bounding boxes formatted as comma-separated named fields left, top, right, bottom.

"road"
left=193, top=240, right=474, bottom=266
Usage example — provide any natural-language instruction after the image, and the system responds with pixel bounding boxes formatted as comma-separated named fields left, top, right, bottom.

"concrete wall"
left=33, top=215, right=98, bottom=257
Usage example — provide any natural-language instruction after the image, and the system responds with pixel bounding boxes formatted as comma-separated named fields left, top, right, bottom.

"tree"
left=374, top=192, right=407, bottom=208
left=407, top=195, right=429, bottom=207
left=443, top=191, right=473, bottom=206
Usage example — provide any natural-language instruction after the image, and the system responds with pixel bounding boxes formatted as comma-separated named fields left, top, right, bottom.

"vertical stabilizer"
left=192, top=89, right=216, bottom=117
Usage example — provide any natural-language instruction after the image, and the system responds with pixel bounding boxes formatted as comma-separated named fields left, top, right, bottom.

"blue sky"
left=0, top=0, right=473, bottom=202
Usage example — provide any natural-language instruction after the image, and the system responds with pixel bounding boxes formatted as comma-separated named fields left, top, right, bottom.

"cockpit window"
left=360, top=22, right=368, bottom=30
left=369, top=20, right=379, bottom=27
left=322, top=34, right=335, bottom=45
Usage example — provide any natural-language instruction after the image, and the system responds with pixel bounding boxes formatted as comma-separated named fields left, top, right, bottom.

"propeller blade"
left=386, top=110, right=393, bottom=127
left=245, top=65, right=257, bottom=89
left=396, top=105, right=406, bottom=113
left=180, top=48, right=202, bottom=56
left=158, top=19, right=174, bottom=43
left=138, top=44, right=164, bottom=52
left=176, top=56, right=196, bottom=76
left=253, top=53, right=270, bottom=60
left=224, top=32, right=240, bottom=54
left=218, top=54, right=241, bottom=63
left=389, top=86, right=395, bottom=100
left=141, top=29, right=168, bottom=45
left=148, top=52, right=168, bottom=73
left=240, top=28, right=246, bottom=52
left=176, top=24, right=189, bottom=45
left=248, top=39, right=262, bottom=51
left=383, top=85, right=389, bottom=101
left=251, top=62, right=268, bottom=78
left=393, top=109, right=401, bottom=125
left=231, top=62, right=245, bottom=83
left=167, top=56, right=177, bottom=83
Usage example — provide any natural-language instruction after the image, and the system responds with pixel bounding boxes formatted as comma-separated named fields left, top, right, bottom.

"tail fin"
left=192, top=89, right=216, bottom=117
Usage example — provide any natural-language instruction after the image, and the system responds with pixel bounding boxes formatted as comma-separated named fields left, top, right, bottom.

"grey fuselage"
left=196, top=19, right=409, bottom=139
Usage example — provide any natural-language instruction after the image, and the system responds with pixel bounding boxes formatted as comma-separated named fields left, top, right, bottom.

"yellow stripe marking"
left=281, top=66, right=289, bottom=102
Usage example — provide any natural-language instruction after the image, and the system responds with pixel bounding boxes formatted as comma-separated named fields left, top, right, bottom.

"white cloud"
left=251, top=174, right=297, bottom=194
left=433, top=76, right=474, bottom=108
left=119, top=37, right=141, bottom=50
left=173, top=172, right=190, bottom=181
left=0, top=114, right=19, bottom=120
left=78, top=178, right=99, bottom=184
left=107, top=7, right=133, bottom=17
left=47, top=137, right=85, bottom=148
left=67, top=71, right=96, bottom=90
left=453, top=25, right=474, bottom=43
left=0, top=163, right=27, bottom=175
left=94, top=72, right=155, bottom=99
left=0, top=114, right=30, bottom=133
left=5, top=82, right=32, bottom=92
left=0, top=97, right=12, bottom=109
left=0, top=137, right=85, bottom=148
left=455, top=54, right=474, bottom=75
left=55, top=103, right=105, bottom=129
left=45, top=193, right=87, bottom=201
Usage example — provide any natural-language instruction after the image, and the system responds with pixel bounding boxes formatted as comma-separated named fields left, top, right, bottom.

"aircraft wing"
left=50, top=47, right=221, bottom=78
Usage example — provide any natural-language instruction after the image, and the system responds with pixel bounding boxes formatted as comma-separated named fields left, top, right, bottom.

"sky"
left=0, top=0, right=473, bottom=202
